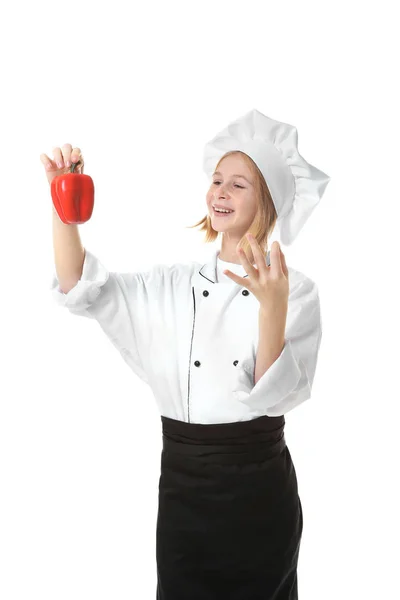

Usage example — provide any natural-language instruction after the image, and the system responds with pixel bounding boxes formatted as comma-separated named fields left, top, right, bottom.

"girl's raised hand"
left=223, top=234, right=289, bottom=309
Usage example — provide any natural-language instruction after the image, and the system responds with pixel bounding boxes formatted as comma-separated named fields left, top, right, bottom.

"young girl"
left=45, top=108, right=330, bottom=599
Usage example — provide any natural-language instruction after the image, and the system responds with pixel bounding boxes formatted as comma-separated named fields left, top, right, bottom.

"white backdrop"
left=1, top=0, right=399, bottom=598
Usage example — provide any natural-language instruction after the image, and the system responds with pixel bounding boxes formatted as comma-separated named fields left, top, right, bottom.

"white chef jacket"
left=50, top=247, right=322, bottom=424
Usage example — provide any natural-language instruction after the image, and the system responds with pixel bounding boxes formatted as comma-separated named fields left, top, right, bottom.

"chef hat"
left=203, top=108, right=331, bottom=245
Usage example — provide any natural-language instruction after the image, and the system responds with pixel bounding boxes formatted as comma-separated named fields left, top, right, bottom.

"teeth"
left=214, top=207, right=233, bottom=213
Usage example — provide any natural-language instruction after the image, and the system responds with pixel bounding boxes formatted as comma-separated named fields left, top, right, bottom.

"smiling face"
left=206, top=153, right=258, bottom=236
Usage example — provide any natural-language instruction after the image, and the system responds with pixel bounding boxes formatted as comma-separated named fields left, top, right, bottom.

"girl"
left=44, top=108, right=330, bottom=599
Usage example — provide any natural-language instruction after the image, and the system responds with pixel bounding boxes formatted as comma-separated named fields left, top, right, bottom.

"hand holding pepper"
left=40, top=143, right=94, bottom=224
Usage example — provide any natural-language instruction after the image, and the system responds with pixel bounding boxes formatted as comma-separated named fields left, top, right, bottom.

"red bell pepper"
left=51, top=161, right=95, bottom=224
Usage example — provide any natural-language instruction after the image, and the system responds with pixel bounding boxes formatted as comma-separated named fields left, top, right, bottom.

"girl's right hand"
left=40, top=143, right=85, bottom=185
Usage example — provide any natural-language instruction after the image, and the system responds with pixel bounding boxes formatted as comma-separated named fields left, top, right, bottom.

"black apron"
left=156, top=414, right=303, bottom=599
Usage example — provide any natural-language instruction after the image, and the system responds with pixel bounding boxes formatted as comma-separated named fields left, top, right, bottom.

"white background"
left=1, top=0, right=399, bottom=598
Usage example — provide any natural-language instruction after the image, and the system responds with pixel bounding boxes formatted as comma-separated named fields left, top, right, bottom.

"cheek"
left=236, top=199, right=257, bottom=219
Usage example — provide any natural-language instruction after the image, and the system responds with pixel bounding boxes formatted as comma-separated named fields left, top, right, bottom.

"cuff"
left=50, top=249, right=109, bottom=312
left=234, top=339, right=302, bottom=411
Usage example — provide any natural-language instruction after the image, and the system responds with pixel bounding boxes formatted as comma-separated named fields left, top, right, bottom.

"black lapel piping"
left=187, top=250, right=270, bottom=421
left=187, top=286, right=196, bottom=423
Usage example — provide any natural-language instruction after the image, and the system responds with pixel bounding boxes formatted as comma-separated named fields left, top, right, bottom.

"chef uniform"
left=50, top=108, right=330, bottom=599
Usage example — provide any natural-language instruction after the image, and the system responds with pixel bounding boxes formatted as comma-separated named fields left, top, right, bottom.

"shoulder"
left=154, top=259, right=200, bottom=276
left=119, top=259, right=198, bottom=282
left=141, top=259, right=199, bottom=287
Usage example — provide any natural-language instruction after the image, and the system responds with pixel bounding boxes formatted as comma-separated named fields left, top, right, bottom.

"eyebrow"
left=213, top=171, right=252, bottom=184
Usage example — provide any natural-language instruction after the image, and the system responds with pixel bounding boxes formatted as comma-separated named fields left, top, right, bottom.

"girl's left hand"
left=222, top=234, right=289, bottom=309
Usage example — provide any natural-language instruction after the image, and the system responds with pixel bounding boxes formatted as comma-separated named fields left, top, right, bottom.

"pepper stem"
left=70, top=160, right=81, bottom=173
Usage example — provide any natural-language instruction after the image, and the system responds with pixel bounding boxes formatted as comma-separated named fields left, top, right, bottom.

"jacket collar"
left=198, top=248, right=271, bottom=284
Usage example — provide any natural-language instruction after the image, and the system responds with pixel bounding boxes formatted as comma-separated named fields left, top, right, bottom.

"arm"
left=52, top=205, right=85, bottom=293
left=50, top=243, right=167, bottom=386
left=235, top=275, right=322, bottom=416
left=254, top=304, right=287, bottom=386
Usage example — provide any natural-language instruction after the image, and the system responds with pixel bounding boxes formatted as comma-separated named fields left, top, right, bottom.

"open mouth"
left=212, top=206, right=235, bottom=217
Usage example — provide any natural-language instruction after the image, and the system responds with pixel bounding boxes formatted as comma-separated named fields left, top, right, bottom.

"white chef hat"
left=203, top=108, right=331, bottom=246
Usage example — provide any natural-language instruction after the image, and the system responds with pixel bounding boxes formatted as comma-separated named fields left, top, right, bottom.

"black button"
left=233, top=360, right=239, bottom=366
left=242, top=289, right=250, bottom=296
left=203, top=290, right=209, bottom=297
left=194, top=360, right=201, bottom=367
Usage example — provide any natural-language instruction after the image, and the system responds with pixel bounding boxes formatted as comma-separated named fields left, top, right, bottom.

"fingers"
left=221, top=269, right=244, bottom=285
left=39, top=153, right=57, bottom=171
left=270, top=241, right=286, bottom=277
left=237, top=246, right=257, bottom=276
left=278, top=244, right=288, bottom=277
left=60, top=143, right=73, bottom=168
left=70, top=147, right=82, bottom=164
left=244, top=233, right=268, bottom=274
left=56, top=144, right=82, bottom=168
left=40, top=145, right=84, bottom=173
left=52, top=146, right=66, bottom=169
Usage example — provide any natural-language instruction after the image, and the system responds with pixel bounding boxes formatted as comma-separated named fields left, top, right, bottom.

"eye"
left=213, top=181, right=244, bottom=189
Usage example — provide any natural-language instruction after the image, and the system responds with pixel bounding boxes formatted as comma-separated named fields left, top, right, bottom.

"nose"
left=214, top=182, right=228, bottom=198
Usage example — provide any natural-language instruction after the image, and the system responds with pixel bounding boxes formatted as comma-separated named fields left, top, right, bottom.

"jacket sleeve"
left=50, top=248, right=164, bottom=385
left=234, top=273, right=322, bottom=416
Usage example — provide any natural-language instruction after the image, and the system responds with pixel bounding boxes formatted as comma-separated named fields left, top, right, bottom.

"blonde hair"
left=186, top=151, right=277, bottom=257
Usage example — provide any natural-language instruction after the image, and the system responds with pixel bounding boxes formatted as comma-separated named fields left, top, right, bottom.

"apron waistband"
left=161, top=414, right=286, bottom=463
